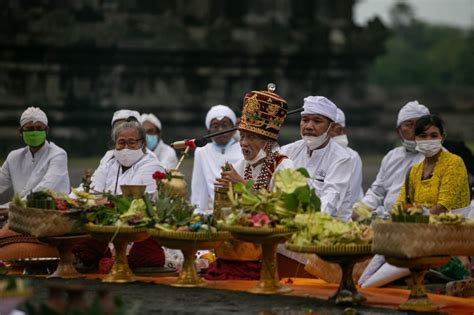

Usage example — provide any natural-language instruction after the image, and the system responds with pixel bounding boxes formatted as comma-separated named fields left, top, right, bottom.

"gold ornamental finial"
left=267, top=83, right=276, bottom=93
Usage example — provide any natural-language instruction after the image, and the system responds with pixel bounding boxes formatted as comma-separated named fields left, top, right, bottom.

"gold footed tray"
left=386, top=256, right=450, bottom=312
left=149, top=229, right=231, bottom=287
left=85, top=224, right=149, bottom=283
left=286, top=243, right=372, bottom=305
left=40, top=234, right=90, bottom=279
left=222, top=225, right=296, bottom=294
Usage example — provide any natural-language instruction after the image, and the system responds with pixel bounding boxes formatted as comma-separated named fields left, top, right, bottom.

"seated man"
left=141, top=113, right=178, bottom=170
left=191, top=105, right=242, bottom=214
left=0, top=107, right=69, bottom=261
left=0, top=107, right=70, bottom=199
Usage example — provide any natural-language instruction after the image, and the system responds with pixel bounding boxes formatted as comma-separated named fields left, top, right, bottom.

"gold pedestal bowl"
left=40, top=234, right=91, bottom=279
left=149, top=229, right=231, bottom=287
left=286, top=243, right=372, bottom=305
left=386, top=256, right=450, bottom=312
left=85, top=223, right=149, bottom=283
left=222, top=225, right=296, bottom=294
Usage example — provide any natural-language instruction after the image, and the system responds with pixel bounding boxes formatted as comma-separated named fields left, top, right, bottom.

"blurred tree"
left=368, top=1, right=474, bottom=86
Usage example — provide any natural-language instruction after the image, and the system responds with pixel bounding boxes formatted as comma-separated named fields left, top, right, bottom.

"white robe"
left=153, top=140, right=178, bottom=170
left=90, top=151, right=164, bottom=195
left=233, top=155, right=295, bottom=191
left=362, top=146, right=424, bottom=218
left=191, top=141, right=243, bottom=214
left=281, top=139, right=353, bottom=221
left=347, top=147, right=364, bottom=207
left=0, top=141, right=70, bottom=197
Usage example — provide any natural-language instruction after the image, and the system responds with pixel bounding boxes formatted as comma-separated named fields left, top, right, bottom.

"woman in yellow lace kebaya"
left=359, top=114, right=471, bottom=289
left=396, top=114, right=470, bottom=213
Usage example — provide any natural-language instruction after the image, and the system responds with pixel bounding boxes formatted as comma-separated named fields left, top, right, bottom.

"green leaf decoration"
left=283, top=193, right=298, bottom=211
left=274, top=169, right=308, bottom=194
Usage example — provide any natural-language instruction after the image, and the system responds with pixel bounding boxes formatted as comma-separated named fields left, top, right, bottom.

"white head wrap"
left=20, top=107, right=48, bottom=127
left=301, top=96, right=338, bottom=122
left=111, top=109, right=142, bottom=126
left=141, top=113, right=162, bottom=131
left=397, top=101, right=430, bottom=127
left=335, top=108, right=346, bottom=127
left=205, top=105, right=236, bottom=129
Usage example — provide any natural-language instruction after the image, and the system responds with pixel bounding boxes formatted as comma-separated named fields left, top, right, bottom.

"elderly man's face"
left=239, top=130, right=267, bottom=161
left=397, top=118, right=417, bottom=141
left=300, top=114, right=332, bottom=137
left=208, top=117, right=234, bottom=145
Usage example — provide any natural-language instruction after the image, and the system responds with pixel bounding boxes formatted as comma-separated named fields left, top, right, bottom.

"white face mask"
left=245, top=148, right=266, bottom=165
left=301, top=124, right=332, bottom=151
left=415, top=139, right=442, bottom=157
left=332, top=134, right=349, bottom=147
left=114, top=148, right=145, bottom=167
left=402, top=139, right=417, bottom=152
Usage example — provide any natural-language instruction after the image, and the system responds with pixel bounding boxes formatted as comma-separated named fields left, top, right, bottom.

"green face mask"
left=22, top=130, right=47, bottom=147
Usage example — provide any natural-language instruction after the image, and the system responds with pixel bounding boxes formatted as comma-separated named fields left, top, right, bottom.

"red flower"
left=153, top=171, right=167, bottom=181
left=185, top=139, right=197, bottom=150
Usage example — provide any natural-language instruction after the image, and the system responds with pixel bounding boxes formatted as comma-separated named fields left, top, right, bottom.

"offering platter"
left=386, top=255, right=450, bottom=312
left=149, top=229, right=231, bottom=287
left=40, top=234, right=90, bottom=279
left=222, top=225, right=296, bottom=294
left=286, top=243, right=372, bottom=305
left=85, top=223, right=148, bottom=283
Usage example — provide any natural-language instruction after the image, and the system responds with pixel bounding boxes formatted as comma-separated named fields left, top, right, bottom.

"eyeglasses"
left=115, top=138, right=143, bottom=149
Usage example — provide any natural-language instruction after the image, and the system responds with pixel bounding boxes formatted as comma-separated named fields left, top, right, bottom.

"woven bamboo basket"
left=372, top=222, right=474, bottom=258
left=8, top=204, right=84, bottom=238
left=148, top=229, right=231, bottom=241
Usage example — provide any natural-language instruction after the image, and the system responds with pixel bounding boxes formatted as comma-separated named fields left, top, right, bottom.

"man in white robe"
left=329, top=108, right=363, bottom=208
left=0, top=107, right=70, bottom=199
left=191, top=105, right=242, bottom=214
left=281, top=96, right=353, bottom=221
left=141, top=113, right=178, bottom=170
left=357, top=101, right=430, bottom=288
left=353, top=101, right=430, bottom=219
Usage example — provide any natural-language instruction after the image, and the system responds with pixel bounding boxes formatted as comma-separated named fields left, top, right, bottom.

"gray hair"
left=111, top=120, right=146, bottom=147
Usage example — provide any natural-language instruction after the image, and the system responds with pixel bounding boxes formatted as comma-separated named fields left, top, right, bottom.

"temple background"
left=0, top=0, right=473, bottom=192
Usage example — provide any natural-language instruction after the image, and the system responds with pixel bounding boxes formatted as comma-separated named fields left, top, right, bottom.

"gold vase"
left=213, top=186, right=232, bottom=220
left=161, top=169, right=187, bottom=198
left=223, top=225, right=295, bottom=294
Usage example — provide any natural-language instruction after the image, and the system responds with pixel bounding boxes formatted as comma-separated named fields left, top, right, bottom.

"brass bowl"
left=120, top=185, right=146, bottom=199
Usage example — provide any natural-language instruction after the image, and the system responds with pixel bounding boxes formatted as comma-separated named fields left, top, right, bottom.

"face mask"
left=332, top=134, right=349, bottom=147
left=114, top=148, right=144, bottom=167
left=246, top=148, right=266, bottom=165
left=146, top=134, right=159, bottom=150
left=402, top=139, right=417, bottom=152
left=23, top=130, right=46, bottom=147
left=301, top=124, right=331, bottom=151
left=415, top=139, right=442, bottom=157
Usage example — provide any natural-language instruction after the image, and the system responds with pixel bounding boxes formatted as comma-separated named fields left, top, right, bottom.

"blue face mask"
left=146, top=134, right=159, bottom=150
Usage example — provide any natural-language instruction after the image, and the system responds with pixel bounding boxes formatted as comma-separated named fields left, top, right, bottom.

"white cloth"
left=281, top=139, right=353, bottom=221
left=90, top=151, right=164, bottom=195
left=301, top=96, right=338, bottom=122
left=359, top=255, right=411, bottom=288
left=20, top=107, right=48, bottom=127
left=233, top=155, right=295, bottom=191
left=362, top=146, right=425, bottom=218
left=0, top=141, right=70, bottom=197
left=347, top=147, right=364, bottom=207
left=396, top=100, right=430, bottom=126
left=205, top=105, right=236, bottom=129
left=141, top=113, right=162, bottom=131
left=335, top=108, right=346, bottom=127
left=111, top=109, right=141, bottom=126
left=153, top=140, right=178, bottom=170
left=191, top=140, right=242, bottom=214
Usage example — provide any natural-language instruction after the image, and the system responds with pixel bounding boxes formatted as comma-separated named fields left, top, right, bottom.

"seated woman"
left=205, top=86, right=296, bottom=280
left=73, top=119, right=166, bottom=271
left=359, top=114, right=471, bottom=288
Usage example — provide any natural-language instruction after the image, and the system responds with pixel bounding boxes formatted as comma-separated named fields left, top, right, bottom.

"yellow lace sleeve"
left=437, top=154, right=470, bottom=210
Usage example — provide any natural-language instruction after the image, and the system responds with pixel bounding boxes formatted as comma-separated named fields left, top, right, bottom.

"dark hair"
left=414, top=114, right=445, bottom=136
